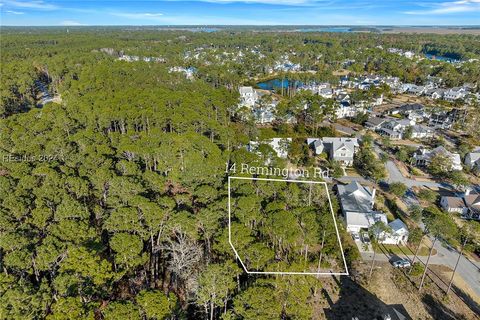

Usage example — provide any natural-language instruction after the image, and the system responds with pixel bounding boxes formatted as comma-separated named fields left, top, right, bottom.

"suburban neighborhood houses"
left=237, top=44, right=480, bottom=314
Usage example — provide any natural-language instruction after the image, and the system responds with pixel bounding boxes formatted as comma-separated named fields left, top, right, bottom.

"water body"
left=424, top=53, right=460, bottom=63
left=298, top=27, right=352, bottom=33
left=257, top=78, right=303, bottom=91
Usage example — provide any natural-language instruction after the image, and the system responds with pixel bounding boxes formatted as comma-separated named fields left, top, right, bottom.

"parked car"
left=392, top=258, right=411, bottom=268
left=361, top=233, right=370, bottom=244
left=352, top=233, right=360, bottom=241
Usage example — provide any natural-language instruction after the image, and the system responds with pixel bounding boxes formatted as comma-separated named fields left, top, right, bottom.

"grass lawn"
left=376, top=244, right=436, bottom=257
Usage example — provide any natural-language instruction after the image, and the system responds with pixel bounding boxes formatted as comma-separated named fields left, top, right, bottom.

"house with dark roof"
left=440, top=190, right=480, bottom=220
left=365, top=116, right=386, bottom=130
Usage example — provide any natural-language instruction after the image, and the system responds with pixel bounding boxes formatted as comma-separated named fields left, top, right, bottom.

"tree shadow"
left=421, top=294, right=465, bottom=320
left=450, top=284, right=480, bottom=316
left=323, top=275, right=412, bottom=320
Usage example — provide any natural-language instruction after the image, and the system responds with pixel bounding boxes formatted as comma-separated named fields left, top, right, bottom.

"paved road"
left=384, top=160, right=445, bottom=188
left=360, top=241, right=480, bottom=298
left=372, top=144, right=452, bottom=189
left=353, top=144, right=479, bottom=296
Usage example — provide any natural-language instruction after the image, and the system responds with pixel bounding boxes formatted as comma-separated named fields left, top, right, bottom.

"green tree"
left=419, top=207, right=457, bottom=291
left=136, top=290, right=177, bottom=320
left=389, top=182, right=408, bottom=197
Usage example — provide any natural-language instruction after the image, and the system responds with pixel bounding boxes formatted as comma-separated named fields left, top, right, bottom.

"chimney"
left=371, top=188, right=376, bottom=209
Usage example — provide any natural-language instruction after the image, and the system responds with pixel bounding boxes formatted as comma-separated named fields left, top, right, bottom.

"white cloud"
left=1, top=0, right=58, bottom=10
left=60, top=20, right=85, bottom=26
left=6, top=9, right=24, bottom=14
left=405, top=0, right=480, bottom=14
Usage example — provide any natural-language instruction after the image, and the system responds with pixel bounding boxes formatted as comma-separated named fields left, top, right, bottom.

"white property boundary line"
left=228, top=176, right=349, bottom=276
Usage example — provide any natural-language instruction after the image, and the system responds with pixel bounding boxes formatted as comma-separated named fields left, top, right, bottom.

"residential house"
left=410, top=125, right=434, bottom=139
left=308, top=137, right=359, bottom=166
left=319, top=87, right=334, bottom=98
left=440, top=191, right=480, bottom=220
left=428, top=110, right=455, bottom=129
left=365, top=116, right=387, bottom=130
left=411, top=146, right=462, bottom=171
left=440, top=196, right=467, bottom=214
left=390, top=103, right=424, bottom=116
left=248, top=138, right=292, bottom=159
left=238, top=86, right=259, bottom=107
left=444, top=87, right=467, bottom=102
left=383, top=77, right=400, bottom=90
left=378, top=119, right=415, bottom=140
left=402, top=84, right=425, bottom=96
left=337, top=182, right=388, bottom=233
left=381, top=219, right=409, bottom=245
left=253, top=106, right=275, bottom=124
left=336, top=102, right=362, bottom=119
left=407, top=109, right=429, bottom=122
left=424, top=88, right=445, bottom=100
left=463, top=193, right=480, bottom=220
left=465, top=147, right=480, bottom=170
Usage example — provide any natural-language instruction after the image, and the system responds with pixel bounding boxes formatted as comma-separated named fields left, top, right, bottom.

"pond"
left=297, top=27, right=352, bottom=33
left=257, top=78, right=304, bottom=91
left=424, top=53, right=460, bottom=63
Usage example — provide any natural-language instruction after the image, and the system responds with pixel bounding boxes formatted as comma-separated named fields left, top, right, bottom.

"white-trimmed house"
left=248, top=138, right=291, bottom=159
left=440, top=191, right=480, bottom=220
left=440, top=196, right=467, bottom=214
left=307, top=137, right=359, bottom=166
left=337, top=182, right=388, bottom=233
left=239, top=86, right=259, bottom=107
left=465, top=147, right=480, bottom=170
left=410, top=125, right=434, bottom=139
left=381, top=219, right=409, bottom=245
left=411, top=146, right=462, bottom=171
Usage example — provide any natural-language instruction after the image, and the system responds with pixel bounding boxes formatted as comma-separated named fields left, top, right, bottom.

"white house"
left=365, top=116, right=387, bottom=130
left=337, top=182, right=388, bottom=233
left=381, top=219, right=409, bottom=245
left=410, top=125, right=434, bottom=139
left=378, top=119, right=415, bottom=140
left=247, top=138, right=291, bottom=159
left=404, top=51, right=415, bottom=59
left=444, top=87, right=466, bottom=102
left=465, top=147, right=480, bottom=170
left=239, top=86, right=259, bottom=107
left=411, top=146, right=462, bottom=171
left=308, top=137, right=359, bottom=166
left=345, top=211, right=388, bottom=234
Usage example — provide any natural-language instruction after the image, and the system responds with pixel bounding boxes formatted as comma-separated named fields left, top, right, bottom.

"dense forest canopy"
left=0, top=27, right=479, bottom=319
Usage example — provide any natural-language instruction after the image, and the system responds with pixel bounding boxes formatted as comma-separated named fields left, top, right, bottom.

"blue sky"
left=0, top=0, right=479, bottom=26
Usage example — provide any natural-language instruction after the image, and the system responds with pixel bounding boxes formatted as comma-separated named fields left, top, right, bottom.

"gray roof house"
left=412, top=146, right=462, bottom=171
left=411, top=125, right=434, bottom=139
left=381, top=219, right=409, bottom=245
left=465, top=147, right=480, bottom=170
left=365, top=116, right=386, bottom=130
left=337, top=182, right=388, bottom=233
left=440, top=191, right=480, bottom=220
left=378, top=119, right=415, bottom=140
left=308, top=137, right=359, bottom=166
